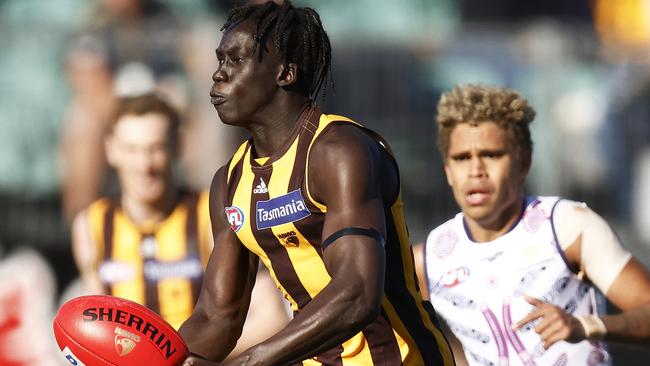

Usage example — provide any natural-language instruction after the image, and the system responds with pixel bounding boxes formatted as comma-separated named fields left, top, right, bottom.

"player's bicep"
left=195, top=168, right=257, bottom=314
left=310, top=126, right=387, bottom=240
left=606, top=257, right=650, bottom=310
left=310, top=127, right=387, bottom=300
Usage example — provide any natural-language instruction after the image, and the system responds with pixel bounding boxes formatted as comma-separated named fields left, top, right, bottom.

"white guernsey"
left=423, top=196, right=631, bottom=366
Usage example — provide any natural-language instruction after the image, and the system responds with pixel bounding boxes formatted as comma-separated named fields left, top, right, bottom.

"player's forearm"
left=239, top=281, right=381, bottom=365
left=179, top=308, right=246, bottom=361
left=602, top=304, right=650, bottom=344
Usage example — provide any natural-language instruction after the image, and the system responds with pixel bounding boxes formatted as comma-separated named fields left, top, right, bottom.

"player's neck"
left=121, top=188, right=178, bottom=228
left=464, top=196, right=526, bottom=243
left=248, top=98, right=312, bottom=158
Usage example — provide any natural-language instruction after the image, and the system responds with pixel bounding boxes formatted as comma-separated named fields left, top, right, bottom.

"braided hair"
left=221, top=0, right=332, bottom=100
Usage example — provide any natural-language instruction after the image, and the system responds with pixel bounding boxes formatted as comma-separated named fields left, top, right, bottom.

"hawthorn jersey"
left=222, top=107, right=454, bottom=366
left=424, top=197, right=611, bottom=366
left=86, top=191, right=212, bottom=330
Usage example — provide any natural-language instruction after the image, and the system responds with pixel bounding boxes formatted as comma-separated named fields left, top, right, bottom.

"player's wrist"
left=575, top=314, right=607, bottom=340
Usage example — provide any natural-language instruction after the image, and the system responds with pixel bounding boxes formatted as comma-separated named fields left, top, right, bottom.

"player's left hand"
left=512, top=295, right=586, bottom=349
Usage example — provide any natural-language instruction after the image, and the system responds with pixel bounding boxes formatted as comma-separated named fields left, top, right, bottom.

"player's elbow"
left=344, top=283, right=382, bottom=329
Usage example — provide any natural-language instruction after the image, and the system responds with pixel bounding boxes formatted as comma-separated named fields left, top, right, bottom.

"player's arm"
left=413, top=242, right=430, bottom=300
left=196, top=125, right=388, bottom=366
left=71, top=209, right=105, bottom=294
left=514, top=204, right=650, bottom=348
left=413, top=242, right=469, bottom=366
left=179, top=167, right=259, bottom=361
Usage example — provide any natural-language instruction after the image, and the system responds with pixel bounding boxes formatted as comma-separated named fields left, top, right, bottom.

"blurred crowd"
left=1, top=0, right=650, bottom=364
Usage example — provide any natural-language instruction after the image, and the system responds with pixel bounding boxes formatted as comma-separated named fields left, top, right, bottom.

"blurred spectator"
left=68, top=93, right=289, bottom=355
left=60, top=0, right=199, bottom=222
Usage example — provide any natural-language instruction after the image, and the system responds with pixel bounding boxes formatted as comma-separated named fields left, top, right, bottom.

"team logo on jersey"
left=253, top=178, right=268, bottom=194
left=278, top=230, right=300, bottom=247
left=114, top=326, right=140, bottom=356
left=438, top=266, right=470, bottom=288
left=256, top=189, right=311, bottom=230
left=225, top=206, right=245, bottom=232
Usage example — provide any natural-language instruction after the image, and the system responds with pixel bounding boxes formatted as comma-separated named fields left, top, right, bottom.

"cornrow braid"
left=221, top=0, right=332, bottom=100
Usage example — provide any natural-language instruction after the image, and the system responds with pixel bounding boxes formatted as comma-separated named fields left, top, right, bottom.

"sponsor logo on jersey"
left=278, top=230, right=300, bottom=247
left=253, top=178, right=268, bottom=194
left=438, top=266, right=470, bottom=288
left=143, top=258, right=203, bottom=281
left=82, top=307, right=178, bottom=360
left=114, top=326, right=140, bottom=356
left=99, top=261, right=136, bottom=284
left=225, top=206, right=245, bottom=232
left=256, top=189, right=310, bottom=230
left=61, top=346, right=87, bottom=366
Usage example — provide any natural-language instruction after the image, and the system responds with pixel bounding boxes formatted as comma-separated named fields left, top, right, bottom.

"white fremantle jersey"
left=424, top=196, right=610, bottom=366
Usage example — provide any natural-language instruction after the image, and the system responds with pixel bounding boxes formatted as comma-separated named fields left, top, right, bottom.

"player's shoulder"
left=545, top=196, right=593, bottom=222
left=425, top=215, right=459, bottom=247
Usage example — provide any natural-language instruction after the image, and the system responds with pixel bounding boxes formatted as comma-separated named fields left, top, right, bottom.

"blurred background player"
left=414, top=84, right=650, bottom=366
left=70, top=93, right=290, bottom=356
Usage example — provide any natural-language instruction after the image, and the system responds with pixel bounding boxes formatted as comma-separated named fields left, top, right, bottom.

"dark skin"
left=179, top=19, right=397, bottom=365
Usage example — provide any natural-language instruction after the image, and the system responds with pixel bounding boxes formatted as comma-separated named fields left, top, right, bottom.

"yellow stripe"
left=339, top=332, right=373, bottom=365
left=390, top=195, right=455, bottom=365
left=156, top=204, right=194, bottom=330
left=111, top=211, right=145, bottom=304
left=381, top=296, right=423, bottom=364
left=227, top=141, right=249, bottom=184
left=268, top=138, right=331, bottom=301
left=233, top=148, right=298, bottom=309
left=87, top=199, right=110, bottom=268
left=197, top=191, right=213, bottom=267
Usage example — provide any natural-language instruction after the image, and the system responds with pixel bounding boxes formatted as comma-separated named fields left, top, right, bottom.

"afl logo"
left=225, top=206, right=245, bottom=232
left=438, top=267, right=470, bottom=288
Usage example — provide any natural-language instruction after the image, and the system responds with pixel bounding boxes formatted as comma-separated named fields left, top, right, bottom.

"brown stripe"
left=142, top=233, right=161, bottom=315
left=183, top=192, right=202, bottom=303
left=383, top=212, right=448, bottom=365
left=250, top=168, right=313, bottom=309
left=102, top=200, right=116, bottom=295
left=362, top=311, right=403, bottom=365
left=315, top=345, right=344, bottom=366
left=226, top=142, right=250, bottom=207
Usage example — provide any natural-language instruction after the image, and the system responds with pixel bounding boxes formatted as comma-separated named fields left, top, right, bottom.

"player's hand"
left=512, top=295, right=586, bottom=349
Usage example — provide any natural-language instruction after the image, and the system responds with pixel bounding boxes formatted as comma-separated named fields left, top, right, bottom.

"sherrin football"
left=53, top=295, right=189, bottom=366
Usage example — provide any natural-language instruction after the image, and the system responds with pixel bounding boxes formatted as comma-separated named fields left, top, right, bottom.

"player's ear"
left=104, top=134, right=118, bottom=168
left=444, top=161, right=454, bottom=187
left=277, top=63, right=298, bottom=87
left=518, top=149, right=532, bottom=181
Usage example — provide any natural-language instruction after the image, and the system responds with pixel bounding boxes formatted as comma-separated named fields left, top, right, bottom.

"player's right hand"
left=512, top=295, right=587, bottom=349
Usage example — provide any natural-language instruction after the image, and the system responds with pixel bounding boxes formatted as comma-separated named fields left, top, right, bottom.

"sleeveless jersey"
left=222, top=107, right=454, bottom=366
left=424, top=196, right=610, bottom=366
left=87, top=191, right=212, bottom=330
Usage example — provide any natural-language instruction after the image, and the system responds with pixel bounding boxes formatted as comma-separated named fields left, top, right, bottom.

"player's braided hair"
left=221, top=0, right=332, bottom=100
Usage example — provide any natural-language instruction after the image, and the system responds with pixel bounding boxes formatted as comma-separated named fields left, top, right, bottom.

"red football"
left=53, top=295, right=189, bottom=366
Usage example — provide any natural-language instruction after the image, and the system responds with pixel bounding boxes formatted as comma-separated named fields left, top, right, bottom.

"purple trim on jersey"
left=548, top=198, right=579, bottom=275
left=423, top=239, right=432, bottom=296
left=502, top=298, right=536, bottom=366
left=463, top=197, right=533, bottom=242
left=482, top=305, right=509, bottom=365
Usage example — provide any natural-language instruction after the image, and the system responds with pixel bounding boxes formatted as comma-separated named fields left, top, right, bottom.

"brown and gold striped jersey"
left=86, top=191, right=212, bottom=330
left=221, top=108, right=454, bottom=365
